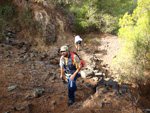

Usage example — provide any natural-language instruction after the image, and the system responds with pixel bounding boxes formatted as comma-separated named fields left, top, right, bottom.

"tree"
left=69, top=0, right=136, bottom=33
left=116, top=0, right=150, bottom=83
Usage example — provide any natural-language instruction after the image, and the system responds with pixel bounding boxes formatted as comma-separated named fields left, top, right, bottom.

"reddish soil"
left=1, top=33, right=150, bottom=113
left=0, top=1, right=150, bottom=113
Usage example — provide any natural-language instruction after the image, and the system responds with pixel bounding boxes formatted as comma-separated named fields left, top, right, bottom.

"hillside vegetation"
left=115, top=0, right=150, bottom=85
left=52, top=0, right=137, bottom=34
left=1, top=0, right=150, bottom=85
left=0, top=0, right=150, bottom=112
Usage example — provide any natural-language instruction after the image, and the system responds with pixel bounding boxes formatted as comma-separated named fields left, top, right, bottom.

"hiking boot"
left=67, top=100, right=74, bottom=106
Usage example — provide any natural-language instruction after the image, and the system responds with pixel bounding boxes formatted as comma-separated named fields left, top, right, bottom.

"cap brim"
left=60, top=50, right=66, bottom=52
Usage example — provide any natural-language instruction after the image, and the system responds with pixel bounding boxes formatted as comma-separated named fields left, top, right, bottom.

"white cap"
left=60, top=45, right=68, bottom=51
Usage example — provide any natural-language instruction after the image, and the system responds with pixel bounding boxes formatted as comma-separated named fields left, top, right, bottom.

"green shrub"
left=68, top=0, right=137, bottom=34
left=0, top=0, right=16, bottom=42
left=18, top=8, right=40, bottom=30
left=100, top=14, right=118, bottom=33
left=115, top=0, right=150, bottom=84
left=84, top=38, right=90, bottom=43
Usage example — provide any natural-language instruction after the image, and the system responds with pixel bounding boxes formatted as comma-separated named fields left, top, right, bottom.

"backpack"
left=70, top=52, right=84, bottom=67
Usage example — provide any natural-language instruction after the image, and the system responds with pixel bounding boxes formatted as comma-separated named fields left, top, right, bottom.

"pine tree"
left=117, top=0, right=150, bottom=82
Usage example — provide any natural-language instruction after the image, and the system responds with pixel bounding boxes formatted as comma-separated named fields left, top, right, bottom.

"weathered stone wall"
left=13, top=0, right=66, bottom=45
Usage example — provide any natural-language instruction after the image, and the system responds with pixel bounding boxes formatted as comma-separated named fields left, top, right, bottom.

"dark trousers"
left=77, top=40, right=81, bottom=44
left=68, top=73, right=80, bottom=102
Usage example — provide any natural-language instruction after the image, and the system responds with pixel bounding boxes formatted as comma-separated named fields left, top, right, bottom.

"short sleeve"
left=59, top=56, right=63, bottom=67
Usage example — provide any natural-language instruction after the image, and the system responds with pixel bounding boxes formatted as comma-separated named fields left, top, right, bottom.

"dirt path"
left=1, top=1, right=149, bottom=112
left=4, top=30, right=150, bottom=113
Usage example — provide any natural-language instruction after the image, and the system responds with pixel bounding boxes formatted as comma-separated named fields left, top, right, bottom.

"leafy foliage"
left=68, top=0, right=137, bottom=34
left=116, top=0, right=150, bottom=83
left=49, top=0, right=137, bottom=34
left=0, top=1, right=41, bottom=42
left=18, top=8, right=40, bottom=30
left=0, top=0, right=16, bottom=41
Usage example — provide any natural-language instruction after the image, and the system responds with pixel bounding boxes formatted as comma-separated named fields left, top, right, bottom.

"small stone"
left=98, top=95, right=101, bottom=98
left=51, top=100, right=56, bottom=105
left=80, top=80, right=84, bottom=83
left=8, top=85, right=17, bottom=92
left=59, top=97, right=63, bottom=100
left=86, top=83, right=92, bottom=87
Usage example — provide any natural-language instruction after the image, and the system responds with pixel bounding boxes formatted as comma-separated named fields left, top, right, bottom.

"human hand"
left=60, top=75, right=63, bottom=79
left=69, top=76, right=74, bottom=81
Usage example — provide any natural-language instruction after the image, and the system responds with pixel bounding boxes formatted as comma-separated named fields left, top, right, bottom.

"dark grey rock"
left=33, top=88, right=45, bottom=98
left=0, top=44, right=4, bottom=47
left=4, top=111, right=11, bottom=113
left=80, top=80, right=84, bottom=83
left=105, top=78, right=117, bottom=87
left=11, top=33, right=18, bottom=38
left=7, top=64, right=12, bottom=67
left=96, top=86, right=102, bottom=92
left=86, top=83, right=92, bottom=87
left=0, top=49, right=3, bottom=54
left=14, top=101, right=31, bottom=111
left=112, top=84, right=120, bottom=95
left=98, top=95, right=101, bottom=98
left=145, top=109, right=150, bottom=113
left=84, top=92, right=88, bottom=95
left=11, top=41, right=17, bottom=46
left=45, top=72, right=53, bottom=81
left=77, top=83, right=81, bottom=87
left=59, top=97, right=63, bottom=100
left=121, top=84, right=128, bottom=93
left=99, top=89, right=108, bottom=94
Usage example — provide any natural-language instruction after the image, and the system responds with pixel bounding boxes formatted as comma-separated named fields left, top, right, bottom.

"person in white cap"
left=74, top=35, right=82, bottom=51
left=59, top=45, right=82, bottom=106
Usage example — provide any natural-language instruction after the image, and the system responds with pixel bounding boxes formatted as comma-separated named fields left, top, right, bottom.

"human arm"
left=69, top=66, right=81, bottom=81
left=60, top=56, right=64, bottom=79
left=60, top=66, right=64, bottom=79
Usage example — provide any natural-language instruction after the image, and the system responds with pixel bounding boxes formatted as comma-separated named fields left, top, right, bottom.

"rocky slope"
left=0, top=29, right=145, bottom=113
left=0, top=1, right=150, bottom=113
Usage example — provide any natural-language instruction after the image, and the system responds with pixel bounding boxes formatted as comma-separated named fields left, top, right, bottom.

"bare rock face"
left=30, top=1, right=66, bottom=45
left=33, top=8, right=56, bottom=44
left=14, top=101, right=32, bottom=111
